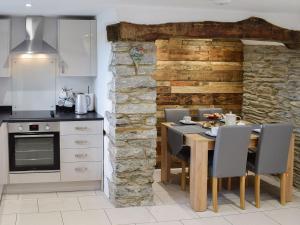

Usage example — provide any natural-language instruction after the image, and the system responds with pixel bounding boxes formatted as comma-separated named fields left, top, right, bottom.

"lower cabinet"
left=60, top=121, right=103, bottom=182
left=61, top=162, right=102, bottom=182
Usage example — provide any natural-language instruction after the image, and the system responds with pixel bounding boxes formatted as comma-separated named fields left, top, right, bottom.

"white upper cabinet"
left=58, top=19, right=97, bottom=77
left=0, top=19, right=10, bottom=77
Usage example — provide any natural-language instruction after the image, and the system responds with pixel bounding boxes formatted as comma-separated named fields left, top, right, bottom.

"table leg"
left=161, top=124, right=171, bottom=183
left=286, top=134, right=295, bottom=202
left=190, top=140, right=209, bottom=211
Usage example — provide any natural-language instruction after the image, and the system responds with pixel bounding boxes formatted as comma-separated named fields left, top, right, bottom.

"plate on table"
left=252, top=128, right=261, bottom=133
left=179, top=120, right=197, bottom=125
left=204, top=131, right=217, bottom=137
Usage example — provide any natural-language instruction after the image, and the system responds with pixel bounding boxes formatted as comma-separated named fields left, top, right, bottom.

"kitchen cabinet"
left=60, top=121, right=103, bottom=182
left=0, top=123, right=9, bottom=198
left=58, top=19, right=97, bottom=77
left=0, top=19, right=10, bottom=77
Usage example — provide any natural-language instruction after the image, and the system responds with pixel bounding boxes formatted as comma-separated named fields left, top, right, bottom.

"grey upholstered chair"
left=198, top=108, right=223, bottom=121
left=164, top=108, right=190, bottom=190
left=209, top=125, right=252, bottom=212
left=165, top=108, right=190, bottom=123
left=247, top=123, right=293, bottom=208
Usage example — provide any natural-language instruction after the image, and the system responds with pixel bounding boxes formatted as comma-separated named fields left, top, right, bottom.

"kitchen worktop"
left=0, top=107, right=104, bottom=125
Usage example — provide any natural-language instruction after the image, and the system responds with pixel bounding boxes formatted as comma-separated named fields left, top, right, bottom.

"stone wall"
left=242, top=45, right=300, bottom=188
left=155, top=38, right=244, bottom=165
left=107, top=42, right=157, bottom=206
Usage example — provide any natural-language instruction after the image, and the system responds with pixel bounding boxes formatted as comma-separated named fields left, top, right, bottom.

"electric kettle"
left=75, top=93, right=91, bottom=115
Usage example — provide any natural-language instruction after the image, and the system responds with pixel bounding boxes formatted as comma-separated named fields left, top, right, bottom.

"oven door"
left=9, top=132, right=60, bottom=172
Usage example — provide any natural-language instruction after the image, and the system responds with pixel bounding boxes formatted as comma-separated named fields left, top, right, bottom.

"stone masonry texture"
left=107, top=42, right=157, bottom=207
left=242, top=45, right=300, bottom=188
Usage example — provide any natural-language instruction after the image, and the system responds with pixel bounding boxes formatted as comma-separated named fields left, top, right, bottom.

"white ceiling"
left=0, top=0, right=299, bottom=15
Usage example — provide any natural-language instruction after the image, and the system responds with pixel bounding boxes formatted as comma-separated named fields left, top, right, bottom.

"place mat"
left=169, top=125, right=208, bottom=134
left=198, top=132, right=216, bottom=140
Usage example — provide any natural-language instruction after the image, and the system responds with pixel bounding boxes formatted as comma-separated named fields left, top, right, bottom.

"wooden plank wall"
left=153, top=38, right=244, bottom=165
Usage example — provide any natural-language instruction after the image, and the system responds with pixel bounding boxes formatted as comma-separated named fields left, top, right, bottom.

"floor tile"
left=78, top=196, right=114, bottom=210
left=19, top=192, right=58, bottom=199
left=196, top=203, right=240, bottom=217
left=62, top=210, right=111, bottom=225
left=2, top=194, right=19, bottom=200
left=136, top=222, right=183, bottom=225
left=105, top=207, right=156, bottom=225
left=16, top=212, right=63, bottom=225
left=38, top=197, right=80, bottom=212
left=148, top=204, right=197, bottom=221
left=225, top=212, right=279, bottom=225
left=182, top=217, right=232, bottom=225
left=0, top=199, right=38, bottom=214
left=153, top=194, right=164, bottom=205
left=155, top=190, right=189, bottom=204
left=0, top=214, right=17, bottom=225
left=264, top=207, right=300, bottom=225
left=57, top=191, right=96, bottom=198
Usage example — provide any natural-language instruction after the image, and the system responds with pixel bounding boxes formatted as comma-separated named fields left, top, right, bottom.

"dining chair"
left=247, top=123, right=293, bottom=208
left=198, top=108, right=223, bottom=121
left=209, top=125, right=252, bottom=212
left=165, top=108, right=190, bottom=190
left=165, top=108, right=190, bottom=123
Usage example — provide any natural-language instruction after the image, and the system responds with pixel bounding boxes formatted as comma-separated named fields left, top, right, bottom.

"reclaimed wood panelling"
left=155, top=38, right=244, bottom=165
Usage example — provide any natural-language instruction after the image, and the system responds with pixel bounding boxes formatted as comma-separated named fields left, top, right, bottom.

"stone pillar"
left=242, top=45, right=300, bottom=188
left=107, top=42, right=157, bottom=206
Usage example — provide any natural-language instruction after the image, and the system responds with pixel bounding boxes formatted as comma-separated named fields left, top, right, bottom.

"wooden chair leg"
left=254, top=175, right=260, bottom=208
left=212, top=177, right=218, bottom=212
left=280, top=173, right=286, bottom=205
left=227, top=177, right=232, bottom=191
left=181, top=161, right=186, bottom=191
left=218, top=178, right=223, bottom=192
left=240, top=176, right=246, bottom=210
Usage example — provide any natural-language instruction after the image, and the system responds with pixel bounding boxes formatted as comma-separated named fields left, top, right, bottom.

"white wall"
left=95, top=9, right=119, bottom=197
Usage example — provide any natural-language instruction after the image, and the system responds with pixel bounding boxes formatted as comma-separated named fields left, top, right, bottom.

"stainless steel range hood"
left=11, top=16, right=57, bottom=54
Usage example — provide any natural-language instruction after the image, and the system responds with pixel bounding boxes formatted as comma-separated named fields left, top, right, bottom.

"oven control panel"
left=8, top=122, right=60, bottom=133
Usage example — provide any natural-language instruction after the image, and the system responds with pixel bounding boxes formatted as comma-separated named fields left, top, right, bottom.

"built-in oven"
left=8, top=122, right=60, bottom=172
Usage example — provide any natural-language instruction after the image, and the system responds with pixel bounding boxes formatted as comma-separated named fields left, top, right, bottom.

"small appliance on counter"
left=75, top=93, right=91, bottom=115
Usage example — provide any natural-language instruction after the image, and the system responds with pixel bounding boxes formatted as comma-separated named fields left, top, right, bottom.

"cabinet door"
left=0, top=123, right=9, bottom=197
left=58, top=19, right=95, bottom=76
left=0, top=19, right=10, bottom=77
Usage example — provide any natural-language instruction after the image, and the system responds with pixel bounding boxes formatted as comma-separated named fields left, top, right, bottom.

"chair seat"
left=175, top=145, right=191, bottom=163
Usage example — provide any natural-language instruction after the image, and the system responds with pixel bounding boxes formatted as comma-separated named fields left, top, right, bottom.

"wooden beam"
left=107, top=17, right=300, bottom=49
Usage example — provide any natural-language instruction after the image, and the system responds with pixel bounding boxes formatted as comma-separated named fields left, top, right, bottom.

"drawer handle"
left=75, top=127, right=88, bottom=131
left=75, top=140, right=88, bottom=145
left=75, top=153, right=88, bottom=158
left=75, top=167, right=88, bottom=172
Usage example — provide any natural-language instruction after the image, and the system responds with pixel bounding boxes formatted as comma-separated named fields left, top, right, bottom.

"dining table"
left=160, top=121, right=295, bottom=212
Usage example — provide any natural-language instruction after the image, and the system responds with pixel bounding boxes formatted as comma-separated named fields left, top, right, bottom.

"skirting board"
left=4, top=180, right=102, bottom=194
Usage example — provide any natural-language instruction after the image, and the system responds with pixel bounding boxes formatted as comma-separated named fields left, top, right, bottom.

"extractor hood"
left=11, top=16, right=57, bottom=54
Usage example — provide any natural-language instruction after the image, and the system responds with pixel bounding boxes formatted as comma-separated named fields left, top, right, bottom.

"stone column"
left=107, top=42, right=157, bottom=206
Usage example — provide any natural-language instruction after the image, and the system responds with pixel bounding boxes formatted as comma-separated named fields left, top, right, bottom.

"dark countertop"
left=0, top=109, right=104, bottom=126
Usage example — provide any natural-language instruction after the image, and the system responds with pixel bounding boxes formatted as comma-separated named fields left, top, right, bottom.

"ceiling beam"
left=106, top=17, right=300, bottom=49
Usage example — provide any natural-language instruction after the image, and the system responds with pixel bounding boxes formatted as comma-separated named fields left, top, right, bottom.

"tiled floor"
left=1, top=170, right=300, bottom=225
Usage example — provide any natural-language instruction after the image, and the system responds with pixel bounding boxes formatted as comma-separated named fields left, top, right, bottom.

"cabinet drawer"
left=60, top=135, right=101, bottom=149
left=60, top=121, right=102, bottom=135
left=61, top=162, right=102, bottom=182
left=61, top=148, right=102, bottom=163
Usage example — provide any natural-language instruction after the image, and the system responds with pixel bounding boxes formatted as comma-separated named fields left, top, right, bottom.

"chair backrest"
left=164, top=108, right=190, bottom=123
left=255, top=123, right=293, bottom=174
left=198, top=108, right=223, bottom=121
left=212, top=125, right=252, bottom=178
